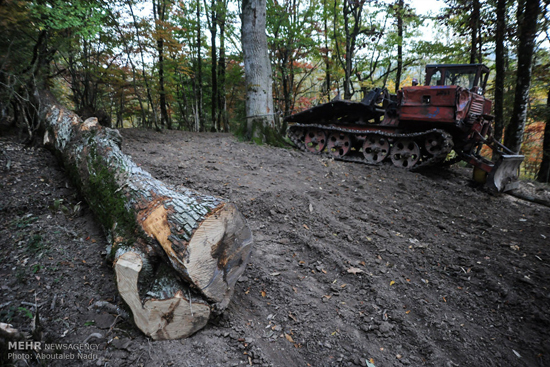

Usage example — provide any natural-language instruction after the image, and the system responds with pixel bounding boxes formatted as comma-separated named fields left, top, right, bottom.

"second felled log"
left=36, top=89, right=253, bottom=340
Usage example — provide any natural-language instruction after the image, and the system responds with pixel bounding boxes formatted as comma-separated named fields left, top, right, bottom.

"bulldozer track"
left=287, top=124, right=454, bottom=170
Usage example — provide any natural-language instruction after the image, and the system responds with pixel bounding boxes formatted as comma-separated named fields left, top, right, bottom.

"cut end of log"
left=139, top=200, right=252, bottom=310
left=188, top=203, right=253, bottom=308
left=115, top=251, right=210, bottom=340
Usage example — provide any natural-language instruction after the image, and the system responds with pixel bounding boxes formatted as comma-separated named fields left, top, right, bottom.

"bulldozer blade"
left=486, top=155, right=524, bottom=192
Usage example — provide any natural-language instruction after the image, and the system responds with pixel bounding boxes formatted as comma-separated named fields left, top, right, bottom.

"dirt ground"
left=1, top=127, right=550, bottom=367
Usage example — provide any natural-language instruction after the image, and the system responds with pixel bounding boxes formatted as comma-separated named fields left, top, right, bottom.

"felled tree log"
left=0, top=323, right=27, bottom=341
left=35, top=89, right=253, bottom=340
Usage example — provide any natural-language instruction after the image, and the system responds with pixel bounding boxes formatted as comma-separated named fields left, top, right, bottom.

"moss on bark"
left=236, top=117, right=286, bottom=147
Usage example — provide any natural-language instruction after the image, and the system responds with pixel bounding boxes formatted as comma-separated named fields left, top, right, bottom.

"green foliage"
left=18, top=307, right=33, bottom=320
left=0, top=0, right=547, bottom=175
left=29, top=0, right=108, bottom=40
left=11, top=215, right=38, bottom=229
left=266, top=0, right=321, bottom=114
left=0, top=306, right=17, bottom=323
left=27, top=234, right=46, bottom=253
left=31, top=264, right=43, bottom=274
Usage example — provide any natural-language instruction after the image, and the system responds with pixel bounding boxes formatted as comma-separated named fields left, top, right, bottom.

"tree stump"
left=36, top=89, right=253, bottom=340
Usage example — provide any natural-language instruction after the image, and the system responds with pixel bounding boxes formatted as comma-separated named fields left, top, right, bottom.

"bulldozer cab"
left=425, top=64, right=490, bottom=94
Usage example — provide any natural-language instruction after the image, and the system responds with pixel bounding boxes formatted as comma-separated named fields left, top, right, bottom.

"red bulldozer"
left=285, top=63, right=524, bottom=192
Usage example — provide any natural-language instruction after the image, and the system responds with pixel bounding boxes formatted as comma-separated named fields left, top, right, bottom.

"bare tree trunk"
left=343, top=8, right=353, bottom=100
left=207, top=0, right=219, bottom=131
left=503, top=0, right=541, bottom=153
left=128, top=0, right=160, bottom=131
left=469, top=0, right=481, bottom=64
left=336, top=0, right=364, bottom=100
left=36, top=89, right=252, bottom=340
left=115, top=19, right=147, bottom=126
left=394, top=0, right=403, bottom=94
left=537, top=88, right=550, bottom=182
left=241, top=0, right=276, bottom=141
left=217, top=0, right=228, bottom=131
left=323, top=0, right=331, bottom=101
left=197, top=0, right=205, bottom=132
left=493, top=0, right=506, bottom=142
left=154, top=0, right=172, bottom=129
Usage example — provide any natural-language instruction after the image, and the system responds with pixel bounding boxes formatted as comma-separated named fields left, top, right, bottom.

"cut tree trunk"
left=35, top=89, right=253, bottom=340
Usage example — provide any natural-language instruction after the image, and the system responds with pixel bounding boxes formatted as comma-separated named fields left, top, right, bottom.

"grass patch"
left=27, top=234, right=47, bottom=253
left=11, top=214, right=38, bottom=229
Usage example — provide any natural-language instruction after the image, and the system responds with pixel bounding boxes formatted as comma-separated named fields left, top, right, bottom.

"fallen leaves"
left=284, top=333, right=294, bottom=343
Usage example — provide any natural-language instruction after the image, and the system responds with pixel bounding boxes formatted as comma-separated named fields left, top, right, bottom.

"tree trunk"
left=339, top=0, right=363, bottom=100
left=493, top=0, right=506, bottom=142
left=36, top=89, right=253, bottom=340
left=323, top=0, right=331, bottom=101
left=343, top=4, right=353, bottom=100
left=129, top=0, right=159, bottom=131
left=503, top=0, right=541, bottom=153
left=394, top=0, right=403, bottom=94
left=209, top=0, right=219, bottom=131
left=241, top=0, right=276, bottom=141
left=470, top=0, right=480, bottom=64
left=154, top=0, right=171, bottom=130
left=537, top=88, right=550, bottom=182
left=196, top=0, right=204, bottom=132
left=217, top=0, right=228, bottom=132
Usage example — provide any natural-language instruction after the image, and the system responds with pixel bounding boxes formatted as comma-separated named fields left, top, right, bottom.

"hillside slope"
left=1, top=128, right=549, bottom=367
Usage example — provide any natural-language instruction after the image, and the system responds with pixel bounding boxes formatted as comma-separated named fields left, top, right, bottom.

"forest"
left=2, top=1, right=550, bottom=366
left=0, top=0, right=549, bottom=179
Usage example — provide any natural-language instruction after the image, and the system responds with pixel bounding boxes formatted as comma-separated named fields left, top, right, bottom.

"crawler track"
left=288, top=124, right=454, bottom=170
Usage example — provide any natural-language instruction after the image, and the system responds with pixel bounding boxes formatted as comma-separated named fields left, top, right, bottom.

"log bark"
left=36, top=89, right=253, bottom=340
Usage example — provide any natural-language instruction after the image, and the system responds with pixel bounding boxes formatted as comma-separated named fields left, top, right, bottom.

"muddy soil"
left=1, top=127, right=550, bottom=367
